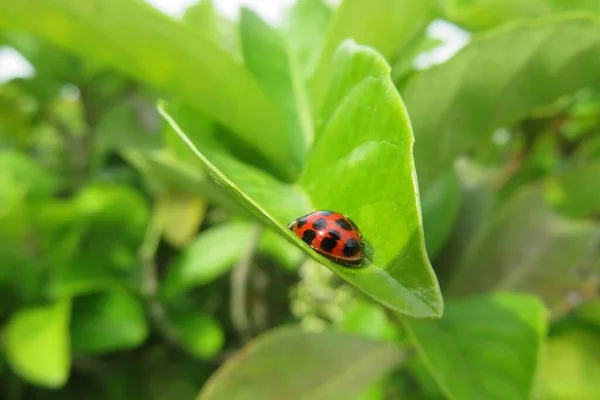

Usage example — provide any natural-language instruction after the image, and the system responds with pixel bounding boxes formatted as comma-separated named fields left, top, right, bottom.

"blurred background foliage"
left=0, top=0, right=599, bottom=399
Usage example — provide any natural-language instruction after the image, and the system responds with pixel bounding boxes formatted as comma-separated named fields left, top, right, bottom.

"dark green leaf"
left=405, top=292, right=547, bottom=400
left=3, top=300, right=71, bottom=388
left=447, top=185, right=600, bottom=310
left=421, top=169, right=461, bottom=258
left=198, top=326, right=406, bottom=400
left=70, top=291, right=148, bottom=354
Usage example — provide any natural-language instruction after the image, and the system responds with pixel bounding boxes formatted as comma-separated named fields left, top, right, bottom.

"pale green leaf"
left=4, top=300, right=71, bottom=388
left=283, top=0, right=333, bottom=78
left=443, top=0, right=600, bottom=31
left=157, top=192, right=207, bottom=248
left=197, top=326, right=406, bottom=400
left=535, top=328, right=600, bottom=400
left=406, top=15, right=600, bottom=190
left=240, top=7, right=312, bottom=157
left=311, top=0, right=437, bottom=110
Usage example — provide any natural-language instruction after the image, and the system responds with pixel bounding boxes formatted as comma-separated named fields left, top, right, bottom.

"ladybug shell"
left=287, top=210, right=364, bottom=266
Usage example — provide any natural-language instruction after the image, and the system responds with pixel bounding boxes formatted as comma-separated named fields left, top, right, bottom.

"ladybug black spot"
left=302, top=229, right=316, bottom=245
left=335, top=218, right=352, bottom=231
left=320, top=237, right=337, bottom=252
left=328, top=229, right=341, bottom=240
left=348, top=217, right=359, bottom=230
left=312, top=218, right=327, bottom=230
left=343, top=238, right=360, bottom=257
left=296, top=217, right=308, bottom=229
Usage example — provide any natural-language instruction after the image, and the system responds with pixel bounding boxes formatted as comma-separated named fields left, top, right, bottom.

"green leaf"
left=182, top=0, right=239, bottom=57
left=160, top=222, right=258, bottom=299
left=0, top=0, right=296, bottom=180
left=434, top=160, right=497, bottom=283
left=338, top=298, right=399, bottom=341
left=156, top=192, right=207, bottom=248
left=420, top=169, right=461, bottom=258
left=49, top=184, right=149, bottom=297
left=169, top=308, right=224, bottom=360
left=197, top=326, right=406, bottom=400
left=283, top=0, right=333, bottom=78
left=159, top=40, right=443, bottom=318
left=404, top=292, right=547, bottom=400
left=443, top=0, right=600, bottom=31
left=70, top=291, right=148, bottom=354
left=161, top=222, right=300, bottom=298
left=240, top=7, right=312, bottom=156
left=405, top=15, right=600, bottom=190
left=535, top=328, right=600, bottom=399
left=300, top=42, right=443, bottom=317
left=4, top=300, right=71, bottom=388
left=310, top=0, right=438, bottom=110
left=447, top=185, right=600, bottom=309
left=545, top=162, right=600, bottom=219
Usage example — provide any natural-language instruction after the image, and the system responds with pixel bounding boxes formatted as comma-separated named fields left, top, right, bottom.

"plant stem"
left=140, top=202, right=181, bottom=347
left=230, top=224, right=262, bottom=342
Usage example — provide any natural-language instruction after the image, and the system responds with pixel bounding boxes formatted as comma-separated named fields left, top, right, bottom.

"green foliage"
left=405, top=293, right=547, bottom=400
left=0, top=0, right=599, bottom=399
left=159, top=38, right=443, bottom=318
left=4, top=300, right=71, bottom=388
left=197, top=326, right=406, bottom=400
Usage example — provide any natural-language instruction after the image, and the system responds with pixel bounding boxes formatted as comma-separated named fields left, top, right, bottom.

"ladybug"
left=287, top=210, right=364, bottom=266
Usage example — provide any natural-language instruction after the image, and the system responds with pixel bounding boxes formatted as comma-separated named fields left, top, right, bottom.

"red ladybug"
left=287, top=210, right=364, bottom=266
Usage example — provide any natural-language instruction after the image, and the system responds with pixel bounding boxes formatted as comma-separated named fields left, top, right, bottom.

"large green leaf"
left=3, top=300, right=71, bottom=388
left=70, top=291, right=148, bottom=354
left=0, top=0, right=297, bottom=180
left=535, top=328, right=600, bottom=399
left=240, top=7, right=312, bottom=156
left=310, top=0, right=438, bottom=110
left=197, top=326, right=406, bottom=400
left=282, top=0, right=333, bottom=79
left=443, top=0, right=600, bottom=31
left=159, top=40, right=443, bottom=318
left=405, top=15, right=600, bottom=190
left=447, top=185, right=600, bottom=309
left=405, top=293, right=547, bottom=400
